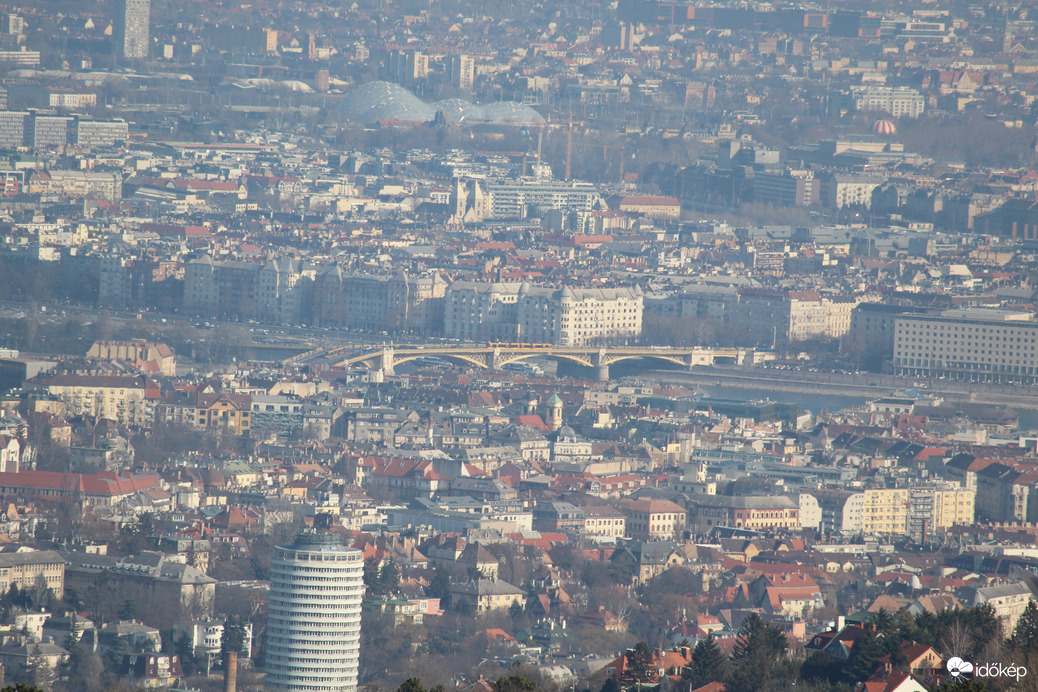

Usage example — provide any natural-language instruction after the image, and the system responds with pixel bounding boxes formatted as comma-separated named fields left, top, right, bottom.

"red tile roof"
left=0, top=470, right=159, bottom=497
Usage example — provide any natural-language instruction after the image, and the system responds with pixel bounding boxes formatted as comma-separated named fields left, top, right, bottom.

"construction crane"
left=544, top=118, right=584, bottom=180
left=475, top=150, right=535, bottom=176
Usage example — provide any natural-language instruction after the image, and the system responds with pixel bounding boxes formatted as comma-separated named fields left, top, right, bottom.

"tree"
left=429, top=566, right=451, bottom=602
left=492, top=675, right=536, bottom=692
left=1, top=583, right=21, bottom=619
left=932, top=680, right=989, bottom=692
left=364, top=557, right=382, bottom=594
left=1010, top=600, right=1038, bottom=654
left=174, top=632, right=198, bottom=676
left=379, top=559, right=400, bottom=594
left=626, top=641, right=657, bottom=686
left=399, top=678, right=427, bottom=692
left=509, top=600, right=523, bottom=621
left=118, top=598, right=138, bottom=622
left=799, top=651, right=841, bottom=684
left=59, top=630, right=103, bottom=692
left=28, top=575, right=53, bottom=612
left=727, top=613, right=787, bottom=692
left=846, top=628, right=886, bottom=684
left=732, top=613, right=786, bottom=662
left=222, top=618, right=248, bottom=656
left=682, top=635, right=727, bottom=689
left=27, top=644, right=51, bottom=691
left=888, top=645, right=909, bottom=672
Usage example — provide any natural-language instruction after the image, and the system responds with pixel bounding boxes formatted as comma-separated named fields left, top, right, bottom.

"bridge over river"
left=285, top=343, right=766, bottom=380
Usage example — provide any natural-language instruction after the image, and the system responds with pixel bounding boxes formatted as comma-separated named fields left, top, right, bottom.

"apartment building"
left=0, top=169, right=22, bottom=195
left=644, top=283, right=739, bottom=326
left=158, top=390, right=252, bottom=436
left=98, top=256, right=180, bottom=311
left=686, top=494, right=800, bottom=533
left=312, top=268, right=447, bottom=334
left=383, top=48, right=429, bottom=84
left=581, top=506, right=627, bottom=537
left=256, top=257, right=316, bottom=325
left=447, top=53, right=475, bottom=90
left=893, top=308, right=1038, bottom=383
left=733, top=288, right=857, bottom=345
left=973, top=582, right=1035, bottom=633
left=752, top=170, right=819, bottom=207
left=0, top=49, right=40, bottom=66
left=0, top=111, right=29, bottom=148
left=32, top=115, right=72, bottom=148
left=0, top=551, right=65, bottom=595
left=38, top=170, right=122, bottom=201
left=618, top=195, right=681, bottom=219
left=808, top=486, right=974, bottom=537
left=811, top=489, right=865, bottom=535
left=183, top=255, right=260, bottom=319
left=75, top=119, right=129, bottom=149
left=618, top=498, right=687, bottom=540
left=821, top=173, right=886, bottom=209
left=44, top=374, right=157, bottom=427
left=528, top=285, right=643, bottom=346
left=65, top=550, right=215, bottom=621
left=7, top=86, right=98, bottom=110
left=973, top=462, right=1033, bottom=523
left=444, top=282, right=525, bottom=342
left=850, top=85, right=925, bottom=118
left=267, top=533, right=364, bottom=692
left=849, top=303, right=931, bottom=360
left=114, top=0, right=151, bottom=59
left=445, top=281, right=644, bottom=346
left=486, top=179, right=602, bottom=219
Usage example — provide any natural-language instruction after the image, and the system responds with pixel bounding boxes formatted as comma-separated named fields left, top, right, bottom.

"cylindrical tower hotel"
left=266, top=532, right=365, bottom=692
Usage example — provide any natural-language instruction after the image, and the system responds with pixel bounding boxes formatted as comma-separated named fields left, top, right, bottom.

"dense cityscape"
left=2, top=0, right=1038, bottom=690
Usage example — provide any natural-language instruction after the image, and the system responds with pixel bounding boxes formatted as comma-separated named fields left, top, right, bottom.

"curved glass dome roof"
left=336, top=81, right=544, bottom=126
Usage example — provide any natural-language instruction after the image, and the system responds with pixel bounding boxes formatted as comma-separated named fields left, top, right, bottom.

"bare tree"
left=940, top=619, right=975, bottom=659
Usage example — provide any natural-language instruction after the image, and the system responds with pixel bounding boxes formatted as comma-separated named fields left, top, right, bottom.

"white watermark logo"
left=947, top=657, right=1026, bottom=681
left=947, top=658, right=973, bottom=678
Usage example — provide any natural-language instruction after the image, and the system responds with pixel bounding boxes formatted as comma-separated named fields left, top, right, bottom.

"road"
left=7, top=297, right=1038, bottom=412
left=643, top=365, right=1038, bottom=411
left=0, top=299, right=410, bottom=351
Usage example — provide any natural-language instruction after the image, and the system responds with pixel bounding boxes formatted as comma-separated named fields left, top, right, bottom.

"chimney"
left=223, top=650, right=238, bottom=692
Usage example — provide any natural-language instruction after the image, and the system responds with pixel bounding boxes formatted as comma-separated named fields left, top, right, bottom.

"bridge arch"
left=601, top=353, right=689, bottom=368
left=391, top=353, right=489, bottom=369
left=336, top=350, right=490, bottom=370
left=495, top=352, right=596, bottom=369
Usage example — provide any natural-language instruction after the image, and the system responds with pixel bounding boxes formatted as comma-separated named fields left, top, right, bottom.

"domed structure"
left=334, top=81, right=544, bottom=126
left=873, top=119, right=897, bottom=136
left=335, top=81, right=435, bottom=123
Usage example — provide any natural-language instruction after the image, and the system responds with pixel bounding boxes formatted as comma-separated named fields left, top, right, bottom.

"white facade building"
left=266, top=532, right=365, bottom=692
left=851, top=86, right=925, bottom=118
left=894, top=308, right=1038, bottom=383
left=445, top=281, right=643, bottom=345
left=486, top=179, right=602, bottom=219
left=115, top=0, right=151, bottom=59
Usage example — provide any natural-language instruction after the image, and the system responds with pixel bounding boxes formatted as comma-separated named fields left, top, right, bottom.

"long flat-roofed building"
left=686, top=493, right=800, bottom=533
left=0, top=550, right=64, bottom=594
left=893, top=308, right=1038, bottom=383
